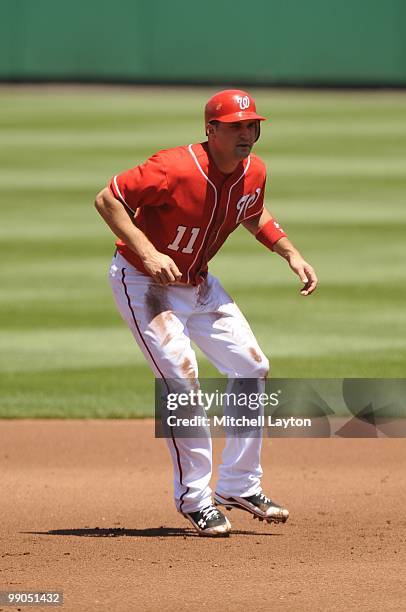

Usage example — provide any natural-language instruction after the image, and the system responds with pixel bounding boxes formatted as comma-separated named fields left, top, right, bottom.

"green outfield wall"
left=1, top=0, right=405, bottom=84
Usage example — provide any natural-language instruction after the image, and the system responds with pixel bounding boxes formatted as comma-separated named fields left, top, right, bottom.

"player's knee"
left=240, top=350, right=269, bottom=379
left=253, top=355, right=269, bottom=379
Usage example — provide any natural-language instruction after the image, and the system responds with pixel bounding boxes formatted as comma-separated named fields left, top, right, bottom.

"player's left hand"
left=286, top=254, right=318, bottom=296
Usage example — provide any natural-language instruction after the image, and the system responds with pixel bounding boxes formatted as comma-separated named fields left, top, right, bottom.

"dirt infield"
left=1, top=421, right=405, bottom=611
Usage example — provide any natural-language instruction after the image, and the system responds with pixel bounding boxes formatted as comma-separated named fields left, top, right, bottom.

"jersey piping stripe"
left=120, top=267, right=189, bottom=512
left=113, top=176, right=136, bottom=214
left=211, top=156, right=251, bottom=248
left=186, top=144, right=218, bottom=284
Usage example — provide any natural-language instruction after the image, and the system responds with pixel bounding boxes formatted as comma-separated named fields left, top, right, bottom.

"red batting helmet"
left=204, top=89, right=266, bottom=125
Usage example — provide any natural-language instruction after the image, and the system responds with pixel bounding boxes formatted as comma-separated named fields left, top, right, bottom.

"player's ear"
left=206, top=121, right=216, bottom=137
left=254, top=120, right=261, bottom=142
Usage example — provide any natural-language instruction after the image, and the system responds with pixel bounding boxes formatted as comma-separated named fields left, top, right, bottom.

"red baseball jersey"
left=109, top=142, right=267, bottom=285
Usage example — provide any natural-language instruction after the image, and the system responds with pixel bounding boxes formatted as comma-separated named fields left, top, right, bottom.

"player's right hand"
left=142, top=251, right=183, bottom=285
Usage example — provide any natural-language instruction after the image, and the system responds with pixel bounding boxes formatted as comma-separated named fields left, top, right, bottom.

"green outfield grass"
left=1, top=86, right=405, bottom=417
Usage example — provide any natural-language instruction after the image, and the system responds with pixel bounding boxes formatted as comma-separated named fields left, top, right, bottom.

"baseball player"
left=95, top=89, right=317, bottom=537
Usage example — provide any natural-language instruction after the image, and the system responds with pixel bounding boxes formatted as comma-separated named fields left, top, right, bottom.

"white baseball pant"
left=109, top=252, right=269, bottom=514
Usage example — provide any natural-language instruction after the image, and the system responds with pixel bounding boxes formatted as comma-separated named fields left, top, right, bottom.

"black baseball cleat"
left=214, top=491, right=289, bottom=524
left=183, top=504, right=232, bottom=537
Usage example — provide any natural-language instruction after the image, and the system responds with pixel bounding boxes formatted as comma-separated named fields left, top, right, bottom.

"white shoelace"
left=201, top=505, right=220, bottom=521
left=257, top=493, right=271, bottom=504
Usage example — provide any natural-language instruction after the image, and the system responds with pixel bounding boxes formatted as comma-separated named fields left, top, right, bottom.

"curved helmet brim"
left=212, top=111, right=267, bottom=122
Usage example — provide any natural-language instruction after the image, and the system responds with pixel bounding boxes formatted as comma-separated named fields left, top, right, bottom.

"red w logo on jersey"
left=235, top=189, right=262, bottom=224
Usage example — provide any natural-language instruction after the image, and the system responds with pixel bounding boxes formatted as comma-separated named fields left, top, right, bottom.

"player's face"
left=210, top=120, right=260, bottom=161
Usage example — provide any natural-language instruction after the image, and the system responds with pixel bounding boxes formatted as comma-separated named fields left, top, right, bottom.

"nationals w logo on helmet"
left=236, top=95, right=250, bottom=110
left=204, top=90, right=266, bottom=125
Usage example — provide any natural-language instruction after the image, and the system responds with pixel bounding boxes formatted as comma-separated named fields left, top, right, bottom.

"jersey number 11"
left=167, top=226, right=201, bottom=254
